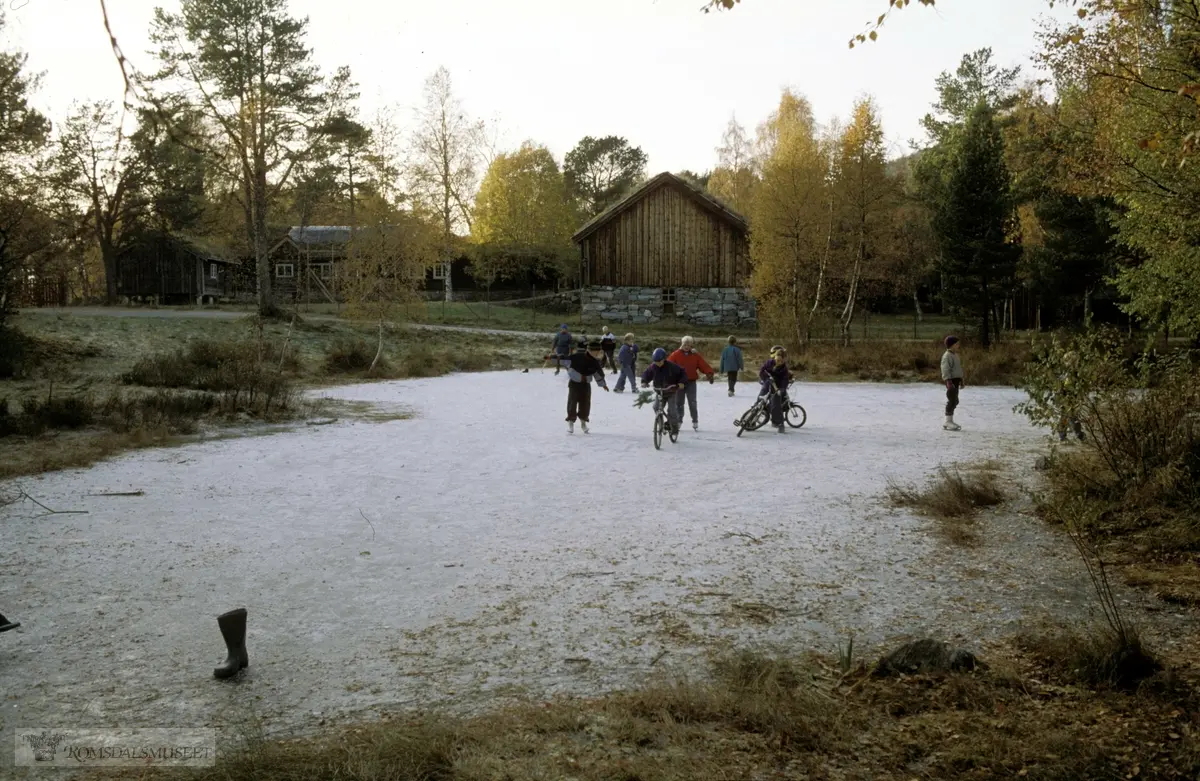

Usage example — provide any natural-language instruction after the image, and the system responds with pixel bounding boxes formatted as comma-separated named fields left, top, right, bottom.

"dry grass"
left=0, top=428, right=178, bottom=478
left=1038, top=445, right=1200, bottom=607
left=1016, top=625, right=1161, bottom=691
left=74, top=644, right=1200, bottom=781
left=676, top=337, right=1031, bottom=386
left=888, top=465, right=1008, bottom=546
left=1121, top=562, right=1200, bottom=607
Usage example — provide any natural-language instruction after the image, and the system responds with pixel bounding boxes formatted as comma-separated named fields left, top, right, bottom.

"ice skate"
left=728, top=390, right=734, bottom=397
left=943, top=416, right=962, bottom=431
left=580, top=421, right=589, bottom=434
left=567, top=420, right=574, bottom=434
left=692, top=421, right=699, bottom=432
left=776, top=424, right=785, bottom=433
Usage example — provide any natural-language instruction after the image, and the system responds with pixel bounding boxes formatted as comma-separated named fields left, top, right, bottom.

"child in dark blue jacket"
left=558, top=340, right=610, bottom=434
left=614, top=333, right=639, bottom=393
left=641, top=348, right=687, bottom=434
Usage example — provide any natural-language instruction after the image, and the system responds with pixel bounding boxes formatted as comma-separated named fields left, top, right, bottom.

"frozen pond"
left=0, top=371, right=1184, bottom=751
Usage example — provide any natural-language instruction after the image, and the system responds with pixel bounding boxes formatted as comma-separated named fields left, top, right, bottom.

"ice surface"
left=0, top=371, right=1184, bottom=745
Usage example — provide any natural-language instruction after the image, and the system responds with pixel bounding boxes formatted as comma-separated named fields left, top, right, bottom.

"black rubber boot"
left=213, top=608, right=248, bottom=679
left=0, top=613, right=19, bottom=633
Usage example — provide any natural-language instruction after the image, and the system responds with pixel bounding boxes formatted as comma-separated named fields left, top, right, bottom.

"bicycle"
left=648, top=385, right=682, bottom=450
left=734, top=382, right=806, bottom=436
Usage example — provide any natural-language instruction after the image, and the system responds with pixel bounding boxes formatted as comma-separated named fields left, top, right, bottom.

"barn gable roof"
left=570, top=171, right=748, bottom=245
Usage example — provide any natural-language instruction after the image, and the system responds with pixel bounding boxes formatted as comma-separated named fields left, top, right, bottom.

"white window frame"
left=432, top=261, right=450, bottom=280
left=276, top=263, right=295, bottom=279
left=313, top=262, right=333, bottom=280
left=209, top=263, right=219, bottom=280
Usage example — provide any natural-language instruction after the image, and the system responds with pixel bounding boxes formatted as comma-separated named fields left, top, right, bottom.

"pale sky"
left=4, top=0, right=1073, bottom=172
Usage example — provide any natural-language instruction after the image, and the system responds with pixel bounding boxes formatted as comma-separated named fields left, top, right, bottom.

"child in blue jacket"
left=640, top=348, right=686, bottom=434
left=719, top=336, right=744, bottom=397
left=614, top=333, right=639, bottom=393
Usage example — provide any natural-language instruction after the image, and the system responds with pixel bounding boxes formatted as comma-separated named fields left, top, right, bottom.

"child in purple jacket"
left=758, top=348, right=793, bottom=433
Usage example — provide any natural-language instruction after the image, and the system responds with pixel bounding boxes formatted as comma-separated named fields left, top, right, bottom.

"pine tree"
left=930, top=103, right=1019, bottom=348
left=150, top=0, right=323, bottom=318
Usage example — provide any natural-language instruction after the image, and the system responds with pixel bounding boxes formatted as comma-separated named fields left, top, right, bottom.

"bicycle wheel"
left=786, top=403, right=807, bottom=428
left=653, top=414, right=664, bottom=450
left=736, top=407, right=760, bottom=437
left=744, top=401, right=770, bottom=431
left=753, top=408, right=771, bottom=430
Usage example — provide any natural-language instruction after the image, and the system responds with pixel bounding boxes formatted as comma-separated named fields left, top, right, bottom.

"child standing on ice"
left=719, top=336, right=744, bottom=397
left=941, top=336, right=964, bottom=431
left=600, top=326, right=618, bottom=372
left=667, top=336, right=715, bottom=431
left=559, top=339, right=609, bottom=434
left=550, top=323, right=573, bottom=375
left=614, top=333, right=639, bottom=393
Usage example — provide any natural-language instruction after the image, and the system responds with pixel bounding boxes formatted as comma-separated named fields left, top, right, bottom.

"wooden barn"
left=571, top=171, right=753, bottom=325
left=117, top=232, right=237, bottom=305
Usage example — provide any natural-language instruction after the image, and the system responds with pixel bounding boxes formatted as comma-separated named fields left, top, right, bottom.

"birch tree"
left=408, top=66, right=482, bottom=302
left=830, top=97, right=893, bottom=345
left=747, top=90, right=832, bottom=345
left=342, top=207, right=440, bottom=372
left=708, top=116, right=758, bottom=215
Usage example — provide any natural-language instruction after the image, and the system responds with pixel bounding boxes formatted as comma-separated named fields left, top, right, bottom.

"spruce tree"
left=931, top=102, right=1019, bottom=347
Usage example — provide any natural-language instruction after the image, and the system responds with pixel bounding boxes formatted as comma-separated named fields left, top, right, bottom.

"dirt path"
left=1, top=375, right=1192, bottom=760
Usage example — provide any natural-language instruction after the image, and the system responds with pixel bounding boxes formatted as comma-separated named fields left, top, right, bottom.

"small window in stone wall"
left=661, top=287, right=676, bottom=315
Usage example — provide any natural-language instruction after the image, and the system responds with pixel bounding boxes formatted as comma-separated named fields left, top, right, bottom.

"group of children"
left=551, top=325, right=799, bottom=436
left=551, top=325, right=988, bottom=437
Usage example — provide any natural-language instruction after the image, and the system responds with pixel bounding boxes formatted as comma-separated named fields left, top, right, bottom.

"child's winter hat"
left=945, top=335, right=960, bottom=347
left=559, top=323, right=569, bottom=330
left=587, top=340, right=603, bottom=351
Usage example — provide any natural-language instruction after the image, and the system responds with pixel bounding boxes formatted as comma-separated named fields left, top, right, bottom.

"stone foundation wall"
left=581, top=286, right=756, bottom=326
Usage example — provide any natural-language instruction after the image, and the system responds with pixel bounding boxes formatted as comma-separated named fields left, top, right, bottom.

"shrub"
left=1017, top=626, right=1159, bottom=691
left=324, top=338, right=374, bottom=374
left=0, top=325, right=30, bottom=379
left=0, top=397, right=16, bottom=437
left=887, top=467, right=1006, bottom=520
left=399, top=345, right=447, bottom=378
left=888, top=466, right=1007, bottom=546
left=1018, top=328, right=1200, bottom=506
left=100, top=389, right=219, bottom=435
left=123, top=338, right=297, bottom=413
left=21, top=393, right=96, bottom=432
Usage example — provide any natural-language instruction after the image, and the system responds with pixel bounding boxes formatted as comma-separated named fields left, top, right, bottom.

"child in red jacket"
left=667, top=335, right=714, bottom=431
